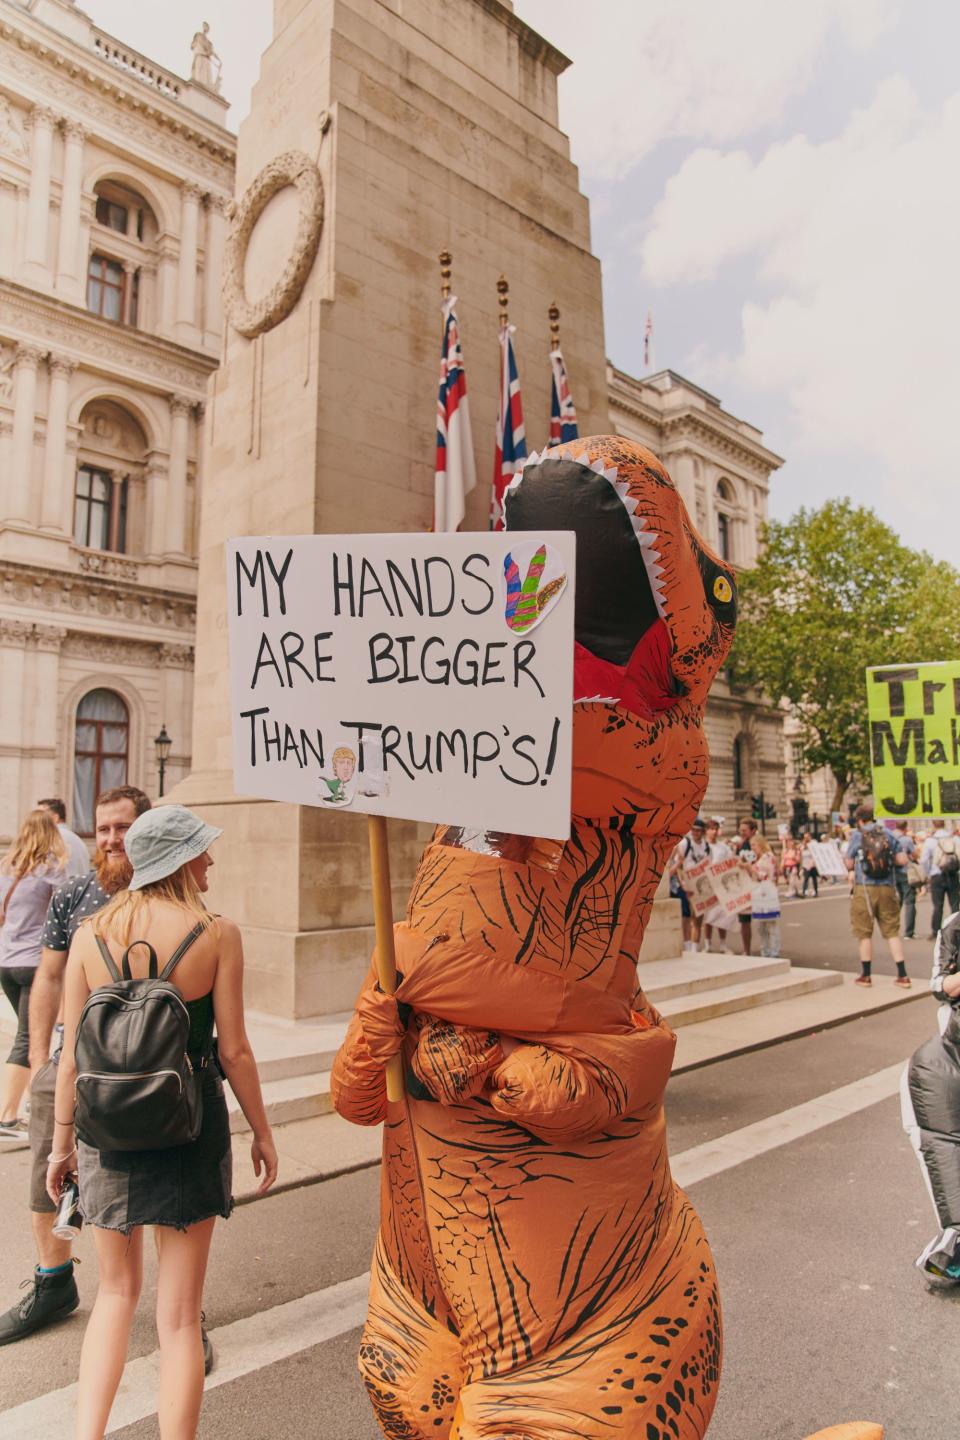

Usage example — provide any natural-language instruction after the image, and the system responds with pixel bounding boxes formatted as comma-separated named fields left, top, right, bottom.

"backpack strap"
left=120, top=939, right=159, bottom=982
left=94, top=934, right=123, bottom=983
left=159, top=920, right=207, bottom=982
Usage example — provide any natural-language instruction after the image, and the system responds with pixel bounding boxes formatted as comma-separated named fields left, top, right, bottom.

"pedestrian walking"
left=668, top=817, right=710, bottom=951
left=0, top=809, right=68, bottom=1141
left=845, top=805, right=911, bottom=987
left=892, top=819, right=922, bottom=939
left=37, top=797, right=90, bottom=879
left=920, top=822, right=960, bottom=940
left=750, top=837, right=781, bottom=958
left=800, top=833, right=819, bottom=897
left=46, top=805, right=277, bottom=1440
left=0, top=786, right=150, bottom=1347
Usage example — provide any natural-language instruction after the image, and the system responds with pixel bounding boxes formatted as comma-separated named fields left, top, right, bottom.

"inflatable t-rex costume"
left=332, top=436, right=737, bottom=1438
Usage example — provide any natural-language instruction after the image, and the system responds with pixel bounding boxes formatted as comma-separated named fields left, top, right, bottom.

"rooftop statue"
left=190, top=21, right=222, bottom=92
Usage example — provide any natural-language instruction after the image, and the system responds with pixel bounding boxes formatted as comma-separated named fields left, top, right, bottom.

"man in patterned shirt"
left=0, top=786, right=149, bottom=1345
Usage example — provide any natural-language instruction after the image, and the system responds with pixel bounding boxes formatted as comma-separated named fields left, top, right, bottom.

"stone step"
left=229, top=1068, right=334, bottom=1134
left=656, top=966, right=843, bottom=1029
left=638, top=953, right=790, bottom=1001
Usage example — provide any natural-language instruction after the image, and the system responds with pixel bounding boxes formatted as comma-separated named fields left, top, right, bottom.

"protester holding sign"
left=328, top=435, right=738, bottom=1440
left=702, top=819, right=738, bottom=952
left=668, top=817, right=710, bottom=951
left=846, top=804, right=911, bottom=988
left=750, top=836, right=781, bottom=959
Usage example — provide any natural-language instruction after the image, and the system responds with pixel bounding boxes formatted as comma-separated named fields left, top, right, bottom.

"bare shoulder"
left=216, top=916, right=242, bottom=946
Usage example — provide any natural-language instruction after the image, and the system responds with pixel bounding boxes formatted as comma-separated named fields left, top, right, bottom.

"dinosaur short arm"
left=487, top=1023, right=676, bottom=1142
left=330, top=966, right=408, bottom=1126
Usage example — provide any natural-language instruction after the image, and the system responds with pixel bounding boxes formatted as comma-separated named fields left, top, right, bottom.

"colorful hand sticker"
left=503, top=544, right=566, bottom=633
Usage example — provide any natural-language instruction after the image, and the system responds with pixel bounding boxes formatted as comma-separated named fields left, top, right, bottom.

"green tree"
left=731, top=500, right=960, bottom=812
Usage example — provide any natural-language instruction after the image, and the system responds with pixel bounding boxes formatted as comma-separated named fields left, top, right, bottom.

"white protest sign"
left=685, top=858, right=719, bottom=916
left=227, top=533, right=576, bottom=839
left=708, top=856, right=753, bottom=915
left=810, top=840, right=847, bottom=878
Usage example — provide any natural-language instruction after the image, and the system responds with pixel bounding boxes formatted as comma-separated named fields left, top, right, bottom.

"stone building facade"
left=0, top=0, right=234, bottom=837
left=609, top=364, right=788, bottom=826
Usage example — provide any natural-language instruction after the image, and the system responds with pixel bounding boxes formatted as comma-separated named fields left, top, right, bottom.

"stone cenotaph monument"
left=173, top=0, right=610, bottom=1017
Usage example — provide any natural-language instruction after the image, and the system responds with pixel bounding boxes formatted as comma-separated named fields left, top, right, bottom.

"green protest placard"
left=866, top=661, right=960, bottom=817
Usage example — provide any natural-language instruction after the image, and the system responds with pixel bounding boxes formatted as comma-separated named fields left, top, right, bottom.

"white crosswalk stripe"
left=0, top=1062, right=905, bottom=1437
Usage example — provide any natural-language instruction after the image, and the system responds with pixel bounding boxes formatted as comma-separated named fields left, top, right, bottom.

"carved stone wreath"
left=223, top=151, right=325, bottom=339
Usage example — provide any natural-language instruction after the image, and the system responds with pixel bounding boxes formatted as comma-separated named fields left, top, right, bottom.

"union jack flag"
left=548, top=346, right=578, bottom=444
left=491, top=324, right=526, bottom=531
left=434, top=296, right=476, bottom=532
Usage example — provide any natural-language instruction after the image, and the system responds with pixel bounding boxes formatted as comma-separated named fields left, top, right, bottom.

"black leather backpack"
left=74, top=921, right=210, bottom=1152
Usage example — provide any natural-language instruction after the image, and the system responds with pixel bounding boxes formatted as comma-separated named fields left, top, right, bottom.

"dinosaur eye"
left=713, top=575, right=732, bottom=604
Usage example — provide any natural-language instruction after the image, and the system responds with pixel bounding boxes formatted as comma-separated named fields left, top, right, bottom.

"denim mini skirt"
left=78, top=1068, right=233, bottom=1233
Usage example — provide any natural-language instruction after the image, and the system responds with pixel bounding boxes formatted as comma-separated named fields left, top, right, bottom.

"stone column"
left=144, top=459, right=169, bottom=558
left=165, top=397, right=191, bottom=555
left=138, top=262, right=157, bottom=332
left=23, top=106, right=58, bottom=279
left=24, top=625, right=67, bottom=806
left=202, top=194, right=227, bottom=342
left=108, top=473, right=126, bottom=552
left=0, top=177, right=19, bottom=276
left=55, top=119, right=85, bottom=295
left=156, top=239, right=178, bottom=337
left=121, top=260, right=137, bottom=326
left=40, top=354, right=76, bottom=531
left=176, top=182, right=202, bottom=336
left=0, top=621, right=31, bottom=824
left=8, top=343, right=45, bottom=523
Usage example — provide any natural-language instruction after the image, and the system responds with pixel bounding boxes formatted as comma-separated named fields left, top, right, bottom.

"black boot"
left=0, top=1264, right=79, bottom=1344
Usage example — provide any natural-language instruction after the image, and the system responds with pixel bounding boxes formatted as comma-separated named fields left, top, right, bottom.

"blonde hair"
left=331, top=746, right=355, bottom=767
left=753, top=835, right=771, bottom=856
left=1, top=808, right=68, bottom=879
left=92, top=862, right=218, bottom=947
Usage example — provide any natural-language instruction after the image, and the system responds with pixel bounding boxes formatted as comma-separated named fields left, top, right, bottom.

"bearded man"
left=0, top=786, right=149, bottom=1345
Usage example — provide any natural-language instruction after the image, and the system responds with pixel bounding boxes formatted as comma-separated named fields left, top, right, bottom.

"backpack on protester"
left=74, top=922, right=210, bottom=1152
left=860, top=827, right=895, bottom=881
left=935, top=838, right=960, bottom=877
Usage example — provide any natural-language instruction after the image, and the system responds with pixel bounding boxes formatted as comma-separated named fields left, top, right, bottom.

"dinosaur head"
left=504, top=435, right=737, bottom=828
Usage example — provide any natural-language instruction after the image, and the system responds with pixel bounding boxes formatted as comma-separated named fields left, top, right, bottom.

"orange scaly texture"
left=333, top=437, right=736, bottom=1438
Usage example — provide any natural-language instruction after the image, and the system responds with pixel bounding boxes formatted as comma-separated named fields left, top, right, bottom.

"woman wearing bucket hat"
left=46, top=804, right=277, bottom=1440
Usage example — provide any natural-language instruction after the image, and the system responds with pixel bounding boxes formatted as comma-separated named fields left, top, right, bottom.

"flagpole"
left=439, top=247, right=452, bottom=303
left=497, top=273, right=510, bottom=330
left=548, top=301, right=560, bottom=349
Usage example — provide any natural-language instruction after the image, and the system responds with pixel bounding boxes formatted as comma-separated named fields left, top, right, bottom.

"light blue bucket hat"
left=125, top=805, right=223, bottom=891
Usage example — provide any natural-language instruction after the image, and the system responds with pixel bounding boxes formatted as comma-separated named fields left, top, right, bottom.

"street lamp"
left=154, top=724, right=172, bottom=797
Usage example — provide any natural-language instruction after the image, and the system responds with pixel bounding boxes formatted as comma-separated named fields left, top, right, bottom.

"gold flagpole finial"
left=497, top=274, right=510, bottom=329
left=548, top=302, right=560, bottom=348
left=439, top=250, right=452, bottom=301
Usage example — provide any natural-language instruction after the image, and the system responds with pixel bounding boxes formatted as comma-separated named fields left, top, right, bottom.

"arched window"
left=74, top=400, right=147, bottom=556
left=732, top=735, right=744, bottom=792
left=717, top=512, right=731, bottom=562
left=86, top=179, right=159, bottom=328
left=715, top=479, right=735, bottom=562
left=73, top=689, right=129, bottom=835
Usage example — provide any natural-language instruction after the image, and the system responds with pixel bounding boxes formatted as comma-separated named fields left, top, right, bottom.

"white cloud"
left=640, top=77, right=960, bottom=538
left=516, top=0, right=900, bottom=178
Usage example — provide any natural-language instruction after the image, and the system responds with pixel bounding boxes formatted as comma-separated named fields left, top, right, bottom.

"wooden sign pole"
left=367, top=814, right=404, bottom=1101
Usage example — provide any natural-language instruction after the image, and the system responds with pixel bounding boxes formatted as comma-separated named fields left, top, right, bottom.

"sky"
left=82, top=0, right=959, bottom=561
